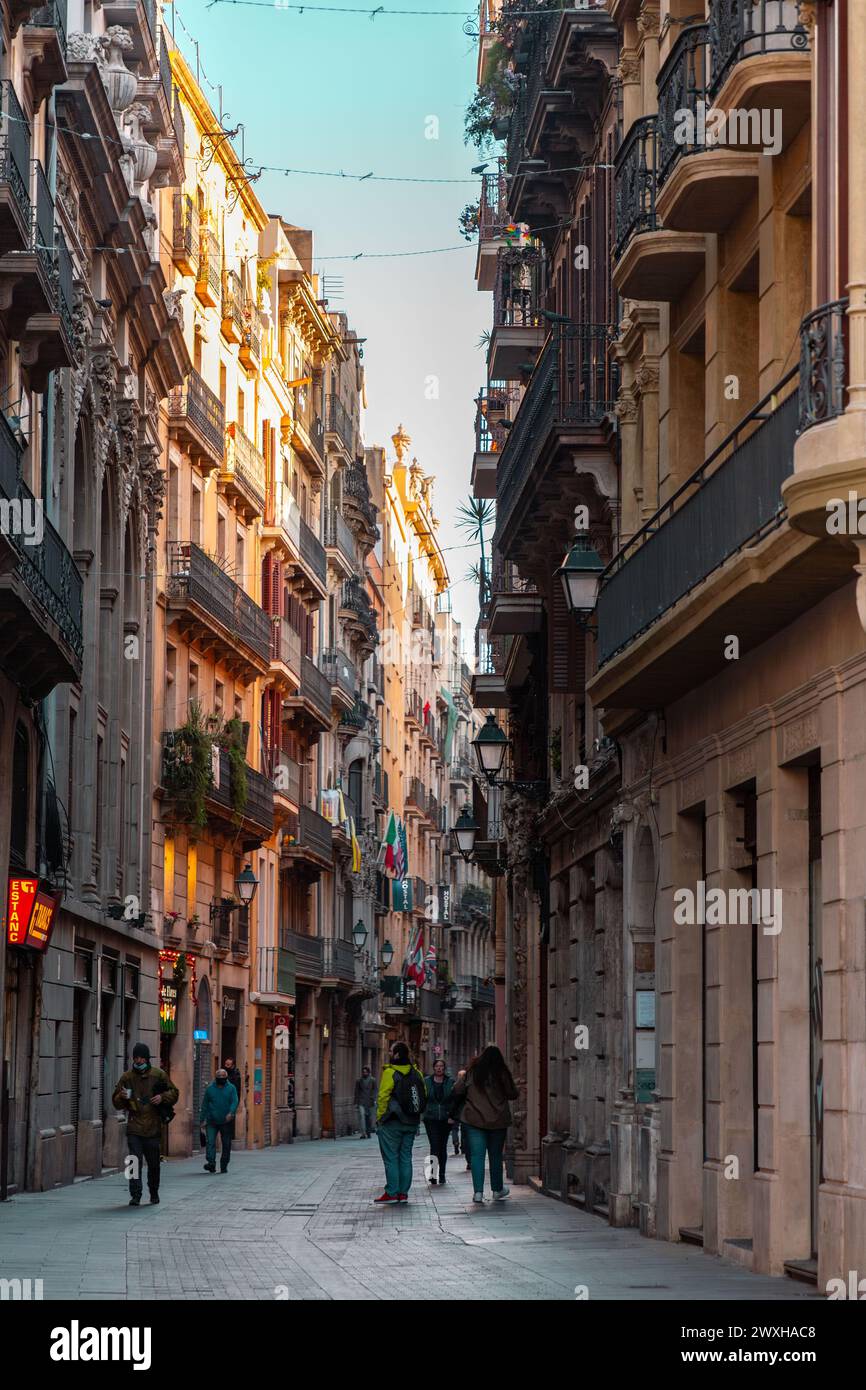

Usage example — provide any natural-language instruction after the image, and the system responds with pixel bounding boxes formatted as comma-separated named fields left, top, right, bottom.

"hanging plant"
left=163, top=699, right=213, bottom=830
left=220, top=717, right=248, bottom=821
left=458, top=201, right=480, bottom=242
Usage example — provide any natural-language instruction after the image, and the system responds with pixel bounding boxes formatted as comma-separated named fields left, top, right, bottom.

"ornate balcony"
left=22, top=1, right=68, bottom=109
left=405, top=776, right=428, bottom=821
left=269, top=615, right=302, bottom=691
left=592, top=367, right=855, bottom=712
left=172, top=192, right=198, bottom=277
left=268, top=741, right=302, bottom=823
left=221, top=421, right=266, bottom=521
left=472, top=385, right=515, bottom=499
left=221, top=268, right=244, bottom=343
left=324, top=506, right=357, bottom=578
left=322, top=937, right=356, bottom=987
left=488, top=246, right=546, bottom=380
left=708, top=0, right=811, bottom=151
left=0, top=83, right=31, bottom=254
left=195, top=226, right=221, bottom=308
left=798, top=300, right=847, bottom=435
left=613, top=116, right=705, bottom=302
left=656, top=23, right=759, bottom=234
left=476, top=163, right=510, bottom=291
left=342, top=463, right=378, bottom=546
left=239, top=304, right=265, bottom=373
left=321, top=647, right=358, bottom=712
left=281, top=804, right=334, bottom=877
left=325, top=392, right=356, bottom=461
left=283, top=654, right=333, bottom=734
left=165, top=541, right=271, bottom=684
left=492, top=322, right=618, bottom=567
left=167, top=369, right=225, bottom=474
left=487, top=559, right=543, bottom=637
left=256, top=946, right=296, bottom=1005
left=292, top=380, right=326, bottom=478
left=0, top=411, right=83, bottom=696
left=161, top=739, right=274, bottom=850
left=0, top=163, right=74, bottom=386
left=340, top=575, right=378, bottom=652
left=295, top=515, right=327, bottom=601
left=279, top=929, right=325, bottom=984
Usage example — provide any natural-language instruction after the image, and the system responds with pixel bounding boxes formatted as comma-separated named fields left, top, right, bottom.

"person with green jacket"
left=422, top=1059, right=456, bottom=1185
left=112, top=1042, right=179, bottom=1207
left=374, top=1041, right=426, bottom=1204
left=199, top=1068, right=239, bottom=1173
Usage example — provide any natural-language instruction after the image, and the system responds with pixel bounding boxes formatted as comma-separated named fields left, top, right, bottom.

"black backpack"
left=386, top=1066, right=426, bottom=1124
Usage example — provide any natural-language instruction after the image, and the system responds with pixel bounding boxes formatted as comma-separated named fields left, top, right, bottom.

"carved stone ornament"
left=101, top=26, right=138, bottom=114
left=67, top=32, right=110, bottom=66
left=637, top=2, right=660, bottom=39
left=162, top=287, right=185, bottom=324
left=615, top=386, right=639, bottom=423
left=617, top=52, right=641, bottom=84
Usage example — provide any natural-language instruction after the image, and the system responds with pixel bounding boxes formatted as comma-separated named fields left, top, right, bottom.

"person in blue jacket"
left=199, top=1068, right=239, bottom=1173
left=423, top=1059, right=457, bottom=1184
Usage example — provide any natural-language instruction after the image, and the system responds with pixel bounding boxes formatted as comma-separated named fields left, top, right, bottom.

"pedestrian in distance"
left=423, top=1058, right=456, bottom=1185
left=200, top=1068, right=239, bottom=1173
left=452, top=1045, right=518, bottom=1205
left=374, top=1041, right=427, bottom=1204
left=223, top=1056, right=243, bottom=1140
left=354, top=1065, right=377, bottom=1138
left=112, top=1042, right=179, bottom=1207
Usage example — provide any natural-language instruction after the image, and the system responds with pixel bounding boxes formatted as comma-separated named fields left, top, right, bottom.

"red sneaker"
left=397, top=1193, right=409, bottom=1203
left=373, top=1192, right=399, bottom=1204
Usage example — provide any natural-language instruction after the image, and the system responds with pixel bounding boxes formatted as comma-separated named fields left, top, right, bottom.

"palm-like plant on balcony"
left=457, top=498, right=495, bottom=612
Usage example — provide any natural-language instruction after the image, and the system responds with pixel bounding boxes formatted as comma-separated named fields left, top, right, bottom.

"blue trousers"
left=206, top=1122, right=232, bottom=1170
left=464, top=1124, right=507, bottom=1194
left=377, top=1120, right=418, bottom=1196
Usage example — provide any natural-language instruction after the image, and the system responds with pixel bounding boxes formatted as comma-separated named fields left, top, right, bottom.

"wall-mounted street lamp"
left=555, top=535, right=603, bottom=625
left=471, top=714, right=547, bottom=800
left=209, top=863, right=259, bottom=923
left=452, top=805, right=479, bottom=862
left=380, top=938, right=394, bottom=970
left=352, top=918, right=368, bottom=953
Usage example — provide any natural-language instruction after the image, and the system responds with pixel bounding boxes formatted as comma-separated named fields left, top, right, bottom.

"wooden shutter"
left=549, top=584, right=585, bottom=694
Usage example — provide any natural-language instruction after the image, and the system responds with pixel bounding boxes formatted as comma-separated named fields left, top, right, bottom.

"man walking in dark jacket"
left=224, top=1057, right=242, bottom=1139
left=354, top=1066, right=376, bottom=1137
left=199, top=1069, right=239, bottom=1173
left=112, top=1043, right=179, bottom=1207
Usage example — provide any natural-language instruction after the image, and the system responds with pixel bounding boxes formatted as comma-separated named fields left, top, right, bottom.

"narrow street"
left=0, top=1141, right=815, bottom=1302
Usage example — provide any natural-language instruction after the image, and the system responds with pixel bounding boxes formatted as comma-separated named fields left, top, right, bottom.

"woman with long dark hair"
left=452, top=1045, right=517, bottom=1204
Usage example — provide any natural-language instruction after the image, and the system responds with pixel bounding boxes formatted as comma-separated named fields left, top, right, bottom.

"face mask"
left=216, top=1078, right=226, bottom=1086
left=133, top=1061, right=149, bottom=1073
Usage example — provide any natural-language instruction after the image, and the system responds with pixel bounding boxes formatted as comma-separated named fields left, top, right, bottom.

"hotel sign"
left=5, top=876, right=62, bottom=951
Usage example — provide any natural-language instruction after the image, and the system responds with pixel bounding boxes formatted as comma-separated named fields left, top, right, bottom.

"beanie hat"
left=132, top=1042, right=151, bottom=1062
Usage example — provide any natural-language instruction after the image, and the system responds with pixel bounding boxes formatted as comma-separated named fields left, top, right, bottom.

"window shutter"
left=549, top=584, right=585, bottom=694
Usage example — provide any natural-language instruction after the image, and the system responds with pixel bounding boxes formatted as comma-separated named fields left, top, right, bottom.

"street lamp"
left=452, top=805, right=479, bottom=862
left=472, top=713, right=509, bottom=783
left=381, top=938, right=394, bottom=969
left=555, top=535, right=603, bottom=623
left=235, top=863, right=259, bottom=906
left=352, top=918, right=368, bottom=952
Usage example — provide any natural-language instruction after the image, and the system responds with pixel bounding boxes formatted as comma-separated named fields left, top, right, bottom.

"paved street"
left=0, top=1138, right=818, bottom=1301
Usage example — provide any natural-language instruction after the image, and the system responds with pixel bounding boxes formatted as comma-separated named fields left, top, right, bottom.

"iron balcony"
left=281, top=804, right=334, bottom=874
left=0, top=409, right=83, bottom=695
left=280, top=929, right=324, bottom=984
left=168, top=369, right=225, bottom=474
left=166, top=541, right=271, bottom=683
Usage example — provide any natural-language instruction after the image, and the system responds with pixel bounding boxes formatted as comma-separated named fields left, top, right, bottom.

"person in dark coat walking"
left=112, top=1043, right=179, bottom=1206
left=354, top=1066, right=377, bottom=1137
left=200, top=1069, right=239, bottom=1173
left=423, top=1059, right=456, bottom=1184
left=223, top=1057, right=242, bottom=1139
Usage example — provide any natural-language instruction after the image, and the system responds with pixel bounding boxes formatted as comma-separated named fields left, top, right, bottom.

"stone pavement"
left=0, top=1137, right=819, bottom=1301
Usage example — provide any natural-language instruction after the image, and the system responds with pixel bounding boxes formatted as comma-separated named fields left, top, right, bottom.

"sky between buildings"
left=165, top=0, right=490, bottom=646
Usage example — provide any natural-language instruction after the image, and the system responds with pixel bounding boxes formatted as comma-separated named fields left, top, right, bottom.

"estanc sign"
left=4, top=875, right=62, bottom=952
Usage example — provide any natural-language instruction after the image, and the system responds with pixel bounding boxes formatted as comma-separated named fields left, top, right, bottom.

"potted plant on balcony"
left=164, top=910, right=184, bottom=945
left=164, top=700, right=213, bottom=830
left=186, top=912, right=202, bottom=939
left=219, top=717, right=249, bottom=822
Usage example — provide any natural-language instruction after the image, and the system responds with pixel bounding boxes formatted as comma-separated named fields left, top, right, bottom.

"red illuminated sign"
left=5, top=876, right=62, bottom=951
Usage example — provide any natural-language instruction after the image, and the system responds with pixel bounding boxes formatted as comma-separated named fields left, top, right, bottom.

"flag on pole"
left=405, top=924, right=426, bottom=983
left=350, top=817, right=362, bottom=874
left=424, top=940, right=437, bottom=984
left=394, top=816, right=407, bottom=882
left=377, top=810, right=397, bottom=874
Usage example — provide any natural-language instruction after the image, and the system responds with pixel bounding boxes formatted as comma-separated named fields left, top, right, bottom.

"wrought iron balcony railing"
left=279, top=928, right=324, bottom=980
left=257, top=946, right=295, bottom=998
left=27, top=0, right=68, bottom=52
left=297, top=803, right=334, bottom=861
left=33, top=159, right=55, bottom=287
left=222, top=268, right=245, bottom=341
left=657, top=23, right=710, bottom=190
left=343, top=463, right=377, bottom=531
left=299, top=515, right=326, bottom=585
left=492, top=245, right=545, bottom=329
left=321, top=647, right=358, bottom=701
left=227, top=422, right=266, bottom=510
left=299, top=654, right=332, bottom=721
left=798, top=299, right=848, bottom=433
left=168, top=368, right=224, bottom=461
left=172, top=192, right=198, bottom=273
left=196, top=225, right=221, bottom=305
left=597, top=367, right=799, bottom=666
left=326, top=392, right=357, bottom=456
left=493, top=322, right=618, bottom=544
left=479, top=163, right=509, bottom=241
left=708, top=0, right=810, bottom=98
left=270, top=615, right=302, bottom=674
left=341, top=576, right=377, bottom=638
left=0, top=409, right=83, bottom=670
left=167, top=542, right=271, bottom=663
left=322, top=937, right=356, bottom=984
left=338, top=693, right=369, bottom=731
left=325, top=507, right=357, bottom=569
left=0, top=81, right=32, bottom=244
left=614, top=115, right=658, bottom=260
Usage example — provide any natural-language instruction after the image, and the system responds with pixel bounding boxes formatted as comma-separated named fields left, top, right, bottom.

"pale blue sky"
left=166, top=0, right=490, bottom=641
